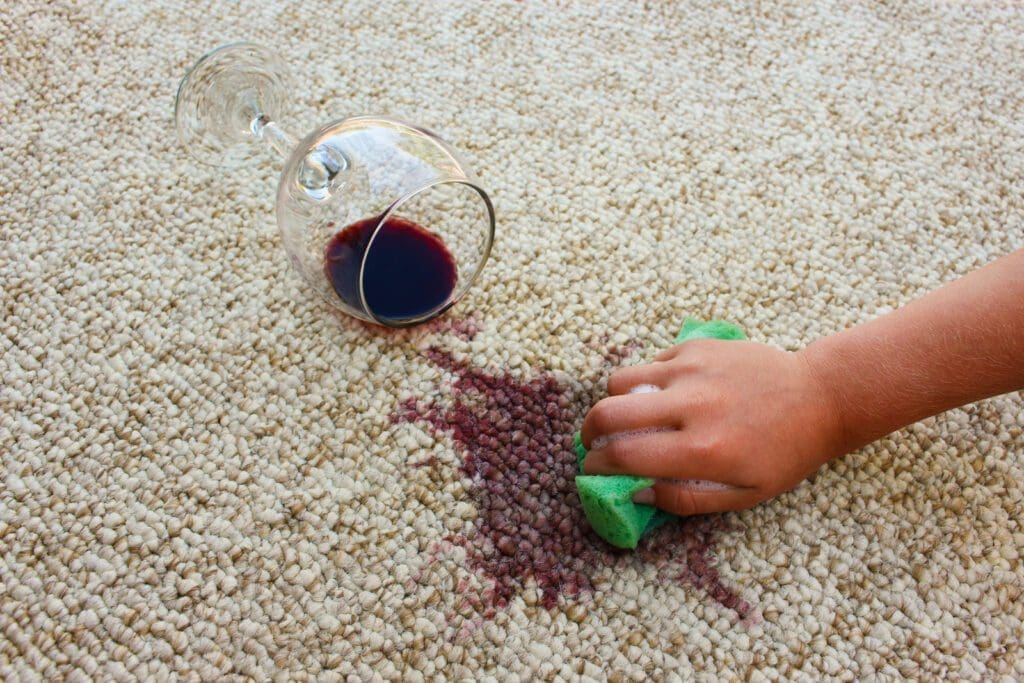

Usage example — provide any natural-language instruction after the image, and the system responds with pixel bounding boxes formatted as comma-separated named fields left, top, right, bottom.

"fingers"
left=653, top=345, right=682, bottom=363
left=579, top=393, right=681, bottom=448
left=615, top=339, right=723, bottom=390
left=634, top=481, right=756, bottom=516
left=606, top=363, right=671, bottom=396
left=652, top=337, right=731, bottom=363
left=582, top=430, right=741, bottom=483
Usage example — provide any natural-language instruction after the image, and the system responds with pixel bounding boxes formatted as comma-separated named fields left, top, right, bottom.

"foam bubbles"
left=592, top=383, right=670, bottom=449
left=592, top=427, right=672, bottom=451
left=666, top=478, right=735, bottom=492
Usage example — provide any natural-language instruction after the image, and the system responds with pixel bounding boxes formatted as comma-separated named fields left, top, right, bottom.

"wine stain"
left=393, top=321, right=754, bottom=622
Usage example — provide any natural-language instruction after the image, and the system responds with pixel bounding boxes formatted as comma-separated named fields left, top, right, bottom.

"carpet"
left=2, top=1, right=1024, bottom=679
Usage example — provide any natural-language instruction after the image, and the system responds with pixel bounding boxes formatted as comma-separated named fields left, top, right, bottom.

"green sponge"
left=574, top=317, right=747, bottom=549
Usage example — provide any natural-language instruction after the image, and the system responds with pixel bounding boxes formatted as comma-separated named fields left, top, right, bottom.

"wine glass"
left=174, top=43, right=495, bottom=328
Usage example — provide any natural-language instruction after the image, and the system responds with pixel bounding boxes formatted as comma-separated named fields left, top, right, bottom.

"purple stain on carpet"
left=394, top=348, right=592, bottom=615
left=638, top=518, right=754, bottom=619
left=393, top=323, right=754, bottom=621
left=421, top=314, right=482, bottom=342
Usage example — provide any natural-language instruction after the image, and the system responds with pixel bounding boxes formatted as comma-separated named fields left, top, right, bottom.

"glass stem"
left=251, top=114, right=297, bottom=160
left=249, top=110, right=347, bottom=200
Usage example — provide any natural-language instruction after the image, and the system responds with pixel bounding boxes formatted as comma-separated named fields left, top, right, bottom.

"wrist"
left=795, top=340, right=862, bottom=460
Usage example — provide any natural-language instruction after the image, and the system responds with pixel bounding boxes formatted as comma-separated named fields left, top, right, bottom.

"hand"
left=580, top=339, right=845, bottom=516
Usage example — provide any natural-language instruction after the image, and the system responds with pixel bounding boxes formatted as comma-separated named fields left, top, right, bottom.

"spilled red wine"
left=324, top=216, right=458, bottom=322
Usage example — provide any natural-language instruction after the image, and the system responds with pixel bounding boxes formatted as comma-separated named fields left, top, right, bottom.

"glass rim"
left=358, top=179, right=495, bottom=328
left=174, top=42, right=258, bottom=128
left=174, top=41, right=291, bottom=168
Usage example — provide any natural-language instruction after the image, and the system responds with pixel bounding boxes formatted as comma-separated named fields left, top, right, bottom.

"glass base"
left=174, top=43, right=293, bottom=167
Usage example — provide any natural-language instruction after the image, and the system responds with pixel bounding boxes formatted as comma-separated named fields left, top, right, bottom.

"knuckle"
left=661, top=486, right=701, bottom=517
left=674, top=339, right=716, bottom=366
left=606, top=368, right=637, bottom=394
left=690, top=434, right=723, bottom=459
left=602, top=439, right=631, bottom=468
left=652, top=350, right=671, bottom=363
left=676, top=387, right=709, bottom=412
left=588, top=399, right=616, bottom=433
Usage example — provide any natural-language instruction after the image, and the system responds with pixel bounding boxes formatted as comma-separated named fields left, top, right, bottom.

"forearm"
left=800, top=249, right=1024, bottom=454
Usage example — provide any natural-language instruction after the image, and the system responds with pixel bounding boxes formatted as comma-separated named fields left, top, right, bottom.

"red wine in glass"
left=176, top=44, right=495, bottom=327
left=324, top=216, right=458, bottom=323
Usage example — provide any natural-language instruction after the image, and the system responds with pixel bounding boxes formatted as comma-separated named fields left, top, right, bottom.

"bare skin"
left=581, top=248, right=1024, bottom=516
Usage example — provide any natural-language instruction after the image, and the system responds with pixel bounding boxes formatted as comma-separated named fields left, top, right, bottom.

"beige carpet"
left=3, top=1, right=1024, bottom=679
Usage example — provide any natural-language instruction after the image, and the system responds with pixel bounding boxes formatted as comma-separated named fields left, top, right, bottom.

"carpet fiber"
left=3, top=1, right=1024, bottom=679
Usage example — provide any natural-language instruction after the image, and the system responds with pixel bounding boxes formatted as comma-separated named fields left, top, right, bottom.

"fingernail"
left=632, top=487, right=655, bottom=505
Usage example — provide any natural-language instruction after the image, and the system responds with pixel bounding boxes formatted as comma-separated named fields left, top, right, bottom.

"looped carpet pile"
left=2, top=1, right=1023, bottom=679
